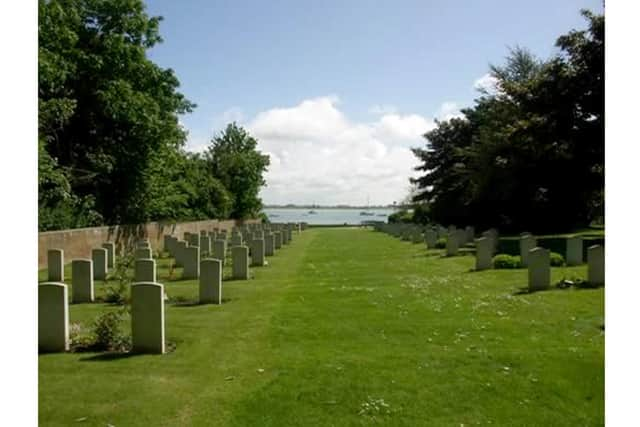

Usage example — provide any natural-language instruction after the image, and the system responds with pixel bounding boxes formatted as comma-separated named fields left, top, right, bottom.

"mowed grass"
left=39, top=228, right=604, bottom=426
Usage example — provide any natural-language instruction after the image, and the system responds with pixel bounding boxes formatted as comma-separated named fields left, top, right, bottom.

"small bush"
left=102, top=254, right=133, bottom=304
left=493, top=254, right=521, bottom=269
left=435, top=238, right=446, bottom=249
left=92, top=310, right=130, bottom=352
left=69, top=322, right=93, bottom=351
left=69, top=310, right=131, bottom=353
left=550, top=252, right=565, bottom=267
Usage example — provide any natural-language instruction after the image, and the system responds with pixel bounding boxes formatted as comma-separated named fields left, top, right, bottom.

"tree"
left=410, top=10, right=604, bottom=232
left=206, top=123, right=270, bottom=219
left=39, top=0, right=195, bottom=226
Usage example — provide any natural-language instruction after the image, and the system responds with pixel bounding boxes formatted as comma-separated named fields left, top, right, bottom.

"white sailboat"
left=360, top=196, right=375, bottom=216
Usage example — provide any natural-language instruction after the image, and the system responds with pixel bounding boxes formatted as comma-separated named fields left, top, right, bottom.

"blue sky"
left=145, top=0, right=603, bottom=205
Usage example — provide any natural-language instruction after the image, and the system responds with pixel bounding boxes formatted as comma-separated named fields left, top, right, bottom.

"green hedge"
left=497, top=236, right=605, bottom=259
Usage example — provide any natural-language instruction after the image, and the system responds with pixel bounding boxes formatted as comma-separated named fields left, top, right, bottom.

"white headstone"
left=200, top=259, right=222, bottom=304
left=39, top=282, right=69, bottom=352
left=232, top=246, right=249, bottom=280
left=566, top=236, right=583, bottom=266
left=265, top=233, right=275, bottom=256
left=131, top=282, right=165, bottom=354
left=425, top=229, right=438, bottom=249
left=135, top=248, right=152, bottom=260
left=446, top=232, right=459, bottom=256
left=475, top=237, right=492, bottom=271
left=101, top=242, right=116, bottom=268
left=135, top=258, right=156, bottom=283
left=212, top=239, right=226, bottom=266
left=72, top=259, right=94, bottom=303
left=528, top=247, right=550, bottom=291
left=520, top=234, right=537, bottom=267
left=250, top=239, right=265, bottom=267
left=183, top=246, right=200, bottom=279
left=47, top=249, right=64, bottom=282
left=587, top=245, right=604, bottom=286
left=92, top=248, right=108, bottom=280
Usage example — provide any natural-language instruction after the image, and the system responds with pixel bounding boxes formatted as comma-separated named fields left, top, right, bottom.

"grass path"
left=39, top=228, right=603, bottom=426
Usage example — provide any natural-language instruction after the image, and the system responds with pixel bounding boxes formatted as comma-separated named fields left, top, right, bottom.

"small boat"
left=308, top=210, right=317, bottom=214
left=360, top=195, right=375, bottom=215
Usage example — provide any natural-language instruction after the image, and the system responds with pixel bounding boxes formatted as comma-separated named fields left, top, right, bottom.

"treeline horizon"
left=405, top=9, right=604, bottom=233
left=38, top=0, right=269, bottom=232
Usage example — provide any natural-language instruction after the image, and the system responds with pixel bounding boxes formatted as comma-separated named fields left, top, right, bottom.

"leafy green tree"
left=39, top=139, right=102, bottom=230
left=206, top=123, right=270, bottom=219
left=410, top=10, right=603, bottom=232
left=39, top=0, right=195, bottom=225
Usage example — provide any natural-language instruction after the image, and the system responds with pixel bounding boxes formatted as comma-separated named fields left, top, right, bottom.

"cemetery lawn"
left=39, top=228, right=604, bottom=426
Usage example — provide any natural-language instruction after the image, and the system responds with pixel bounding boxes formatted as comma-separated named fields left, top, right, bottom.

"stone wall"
left=38, top=218, right=260, bottom=268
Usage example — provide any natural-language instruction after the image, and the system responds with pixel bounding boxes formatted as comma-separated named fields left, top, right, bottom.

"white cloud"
left=244, top=96, right=435, bottom=205
left=184, top=134, right=209, bottom=153
left=473, top=73, right=499, bottom=94
left=436, top=101, right=464, bottom=121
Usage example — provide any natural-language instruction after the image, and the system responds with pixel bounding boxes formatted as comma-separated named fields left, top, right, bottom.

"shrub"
left=550, top=252, right=565, bottom=266
left=435, top=238, right=447, bottom=249
left=388, top=209, right=413, bottom=224
left=103, top=254, right=133, bottom=304
left=69, top=322, right=93, bottom=351
left=493, top=254, right=522, bottom=269
left=69, top=310, right=131, bottom=353
left=92, top=310, right=130, bottom=352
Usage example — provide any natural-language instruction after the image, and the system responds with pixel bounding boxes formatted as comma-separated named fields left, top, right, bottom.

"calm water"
left=263, top=208, right=396, bottom=225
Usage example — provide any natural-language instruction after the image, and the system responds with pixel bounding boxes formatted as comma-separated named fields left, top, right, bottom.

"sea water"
left=263, top=208, right=396, bottom=225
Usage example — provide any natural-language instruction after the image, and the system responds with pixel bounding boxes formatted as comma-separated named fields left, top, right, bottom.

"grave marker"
left=38, top=282, right=69, bottom=352
left=200, top=259, right=222, bottom=304
left=135, top=258, right=156, bottom=283
left=588, top=245, right=604, bottom=286
left=475, top=237, right=492, bottom=271
left=183, top=246, right=200, bottom=279
left=92, top=248, right=108, bottom=280
left=232, top=246, right=249, bottom=280
left=528, top=247, right=550, bottom=291
left=47, top=249, right=64, bottom=282
left=566, top=236, right=584, bottom=266
left=131, top=282, right=165, bottom=354
left=72, top=259, right=94, bottom=303
left=101, top=242, right=116, bottom=268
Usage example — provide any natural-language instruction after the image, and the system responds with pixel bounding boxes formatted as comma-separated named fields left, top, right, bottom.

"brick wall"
left=38, top=218, right=260, bottom=268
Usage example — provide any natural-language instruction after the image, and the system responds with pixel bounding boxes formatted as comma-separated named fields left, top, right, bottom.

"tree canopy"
left=410, top=10, right=604, bottom=232
left=38, top=0, right=269, bottom=231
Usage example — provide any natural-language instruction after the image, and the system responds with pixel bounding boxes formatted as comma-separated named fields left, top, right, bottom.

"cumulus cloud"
left=244, top=96, right=436, bottom=205
left=436, top=101, right=464, bottom=121
left=473, top=73, right=499, bottom=94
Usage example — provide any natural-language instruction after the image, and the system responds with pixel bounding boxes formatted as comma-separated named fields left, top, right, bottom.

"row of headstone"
left=527, top=244, right=604, bottom=291
left=47, top=245, right=111, bottom=283
left=374, top=224, right=604, bottom=289
left=373, top=223, right=476, bottom=255
left=40, top=222, right=305, bottom=354
left=38, top=280, right=166, bottom=353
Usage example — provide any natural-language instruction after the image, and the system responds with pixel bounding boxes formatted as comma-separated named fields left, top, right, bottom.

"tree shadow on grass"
left=78, top=352, right=140, bottom=362
left=170, top=297, right=232, bottom=307
left=79, top=341, right=177, bottom=361
left=511, top=281, right=604, bottom=296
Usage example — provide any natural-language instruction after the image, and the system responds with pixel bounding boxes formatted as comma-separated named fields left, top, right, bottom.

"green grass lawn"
left=39, top=228, right=604, bottom=426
